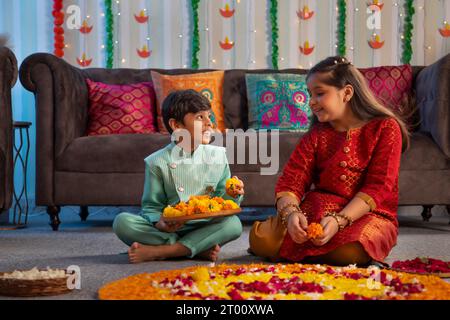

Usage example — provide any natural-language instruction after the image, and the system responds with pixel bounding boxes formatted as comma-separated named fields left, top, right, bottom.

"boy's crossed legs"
left=113, top=213, right=242, bottom=264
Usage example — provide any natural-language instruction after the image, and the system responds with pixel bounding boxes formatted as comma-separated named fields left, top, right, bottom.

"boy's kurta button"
left=170, top=163, right=177, bottom=169
left=339, top=161, right=348, bottom=168
left=343, top=147, right=350, bottom=154
left=340, top=175, right=347, bottom=181
left=178, top=186, right=184, bottom=192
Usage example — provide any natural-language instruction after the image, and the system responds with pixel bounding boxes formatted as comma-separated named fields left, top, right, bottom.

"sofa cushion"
left=245, top=73, right=312, bottom=131
left=222, top=69, right=308, bottom=130
left=358, top=65, right=413, bottom=123
left=56, top=134, right=171, bottom=173
left=151, top=71, right=226, bottom=133
left=85, top=79, right=157, bottom=135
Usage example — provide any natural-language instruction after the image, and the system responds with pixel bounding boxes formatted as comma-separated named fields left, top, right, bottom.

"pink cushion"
left=359, top=65, right=413, bottom=120
left=86, top=79, right=157, bottom=136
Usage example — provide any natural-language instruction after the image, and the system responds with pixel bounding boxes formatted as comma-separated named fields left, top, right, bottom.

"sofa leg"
left=79, top=206, right=89, bottom=222
left=47, top=206, right=61, bottom=231
left=447, top=205, right=450, bottom=225
left=421, top=205, right=433, bottom=222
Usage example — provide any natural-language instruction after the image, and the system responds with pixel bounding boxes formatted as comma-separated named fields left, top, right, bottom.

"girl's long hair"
left=306, top=56, right=410, bottom=151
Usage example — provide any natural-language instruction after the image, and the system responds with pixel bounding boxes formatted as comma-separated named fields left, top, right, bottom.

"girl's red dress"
left=276, top=117, right=403, bottom=262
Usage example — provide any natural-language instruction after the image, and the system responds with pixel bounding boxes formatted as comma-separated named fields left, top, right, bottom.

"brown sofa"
left=0, top=47, right=17, bottom=219
left=19, top=53, right=450, bottom=230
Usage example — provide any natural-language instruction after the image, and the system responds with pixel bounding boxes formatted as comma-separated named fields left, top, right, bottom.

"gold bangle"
left=281, top=210, right=307, bottom=228
left=325, top=212, right=345, bottom=231
left=337, top=213, right=354, bottom=227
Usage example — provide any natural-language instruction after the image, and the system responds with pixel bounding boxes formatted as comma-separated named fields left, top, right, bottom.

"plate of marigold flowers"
left=162, top=195, right=241, bottom=222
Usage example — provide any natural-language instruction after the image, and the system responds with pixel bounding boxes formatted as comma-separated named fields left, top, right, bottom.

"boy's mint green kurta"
left=141, top=142, right=243, bottom=223
left=113, top=142, right=243, bottom=258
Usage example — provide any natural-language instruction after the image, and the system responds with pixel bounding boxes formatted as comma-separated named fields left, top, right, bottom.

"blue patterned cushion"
left=245, top=73, right=312, bottom=131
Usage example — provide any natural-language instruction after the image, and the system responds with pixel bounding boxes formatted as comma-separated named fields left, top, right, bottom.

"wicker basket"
left=0, top=271, right=73, bottom=297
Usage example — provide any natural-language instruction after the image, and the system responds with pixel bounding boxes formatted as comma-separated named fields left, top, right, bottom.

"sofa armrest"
left=415, top=53, right=450, bottom=158
left=19, top=53, right=89, bottom=204
left=0, top=47, right=17, bottom=211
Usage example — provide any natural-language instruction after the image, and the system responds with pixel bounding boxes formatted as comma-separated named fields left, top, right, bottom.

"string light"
left=121, top=58, right=126, bottom=63
left=211, top=59, right=216, bottom=63
left=355, top=8, right=359, bottom=12
left=178, top=34, right=183, bottom=38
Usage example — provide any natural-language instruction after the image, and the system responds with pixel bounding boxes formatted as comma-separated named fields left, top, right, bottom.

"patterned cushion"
left=245, top=73, right=312, bottom=131
left=358, top=65, right=413, bottom=120
left=151, top=71, right=226, bottom=133
left=86, top=79, right=157, bottom=136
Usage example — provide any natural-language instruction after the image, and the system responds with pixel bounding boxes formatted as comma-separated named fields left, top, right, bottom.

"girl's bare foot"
left=128, top=242, right=190, bottom=264
left=197, top=244, right=221, bottom=262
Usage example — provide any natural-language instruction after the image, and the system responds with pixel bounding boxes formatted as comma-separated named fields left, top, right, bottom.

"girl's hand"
left=156, top=217, right=184, bottom=233
left=287, top=211, right=309, bottom=245
left=311, top=216, right=339, bottom=246
left=226, top=176, right=245, bottom=198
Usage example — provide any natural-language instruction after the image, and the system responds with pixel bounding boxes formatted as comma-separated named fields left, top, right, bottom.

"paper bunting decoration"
left=219, top=3, right=235, bottom=18
left=438, top=22, right=450, bottom=38
left=137, top=45, right=151, bottom=58
left=53, top=0, right=65, bottom=58
left=297, top=5, right=314, bottom=20
left=77, top=53, right=92, bottom=67
left=134, top=10, right=149, bottom=23
left=299, top=41, right=315, bottom=55
left=368, top=0, right=384, bottom=11
left=219, top=37, right=234, bottom=50
left=368, top=34, right=385, bottom=49
left=79, top=20, right=93, bottom=34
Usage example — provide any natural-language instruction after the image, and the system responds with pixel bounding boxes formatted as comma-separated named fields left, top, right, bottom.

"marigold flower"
left=307, top=223, right=324, bottom=240
left=226, top=178, right=241, bottom=194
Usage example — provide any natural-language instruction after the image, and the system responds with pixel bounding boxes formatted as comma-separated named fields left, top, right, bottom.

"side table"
left=12, top=121, right=32, bottom=227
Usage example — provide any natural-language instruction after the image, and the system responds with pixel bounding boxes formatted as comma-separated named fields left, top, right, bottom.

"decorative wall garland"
left=270, top=0, right=279, bottom=69
left=191, top=0, right=200, bottom=69
left=402, top=0, right=415, bottom=64
left=53, top=0, right=65, bottom=58
left=337, top=0, right=346, bottom=57
left=105, top=0, right=114, bottom=68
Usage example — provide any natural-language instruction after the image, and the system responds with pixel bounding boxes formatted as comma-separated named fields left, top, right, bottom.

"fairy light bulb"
left=121, top=58, right=126, bottom=63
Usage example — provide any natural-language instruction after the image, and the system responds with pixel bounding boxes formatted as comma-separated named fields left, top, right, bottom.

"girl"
left=250, top=56, right=409, bottom=266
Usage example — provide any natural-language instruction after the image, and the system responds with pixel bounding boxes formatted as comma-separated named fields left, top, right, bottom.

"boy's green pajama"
left=113, top=142, right=243, bottom=258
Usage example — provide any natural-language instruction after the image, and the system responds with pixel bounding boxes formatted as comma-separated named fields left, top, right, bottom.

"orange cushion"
left=150, top=71, right=226, bottom=133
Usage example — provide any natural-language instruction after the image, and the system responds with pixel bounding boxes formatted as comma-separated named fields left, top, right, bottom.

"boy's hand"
left=226, top=176, right=245, bottom=198
left=156, top=217, right=184, bottom=233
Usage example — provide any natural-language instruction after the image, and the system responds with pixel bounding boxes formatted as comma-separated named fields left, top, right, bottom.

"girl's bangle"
left=325, top=212, right=345, bottom=231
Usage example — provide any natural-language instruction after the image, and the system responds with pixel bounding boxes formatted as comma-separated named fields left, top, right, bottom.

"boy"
left=113, top=90, right=244, bottom=263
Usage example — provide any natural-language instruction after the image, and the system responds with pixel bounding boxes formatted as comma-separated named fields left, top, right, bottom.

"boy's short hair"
left=162, top=89, right=212, bottom=134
